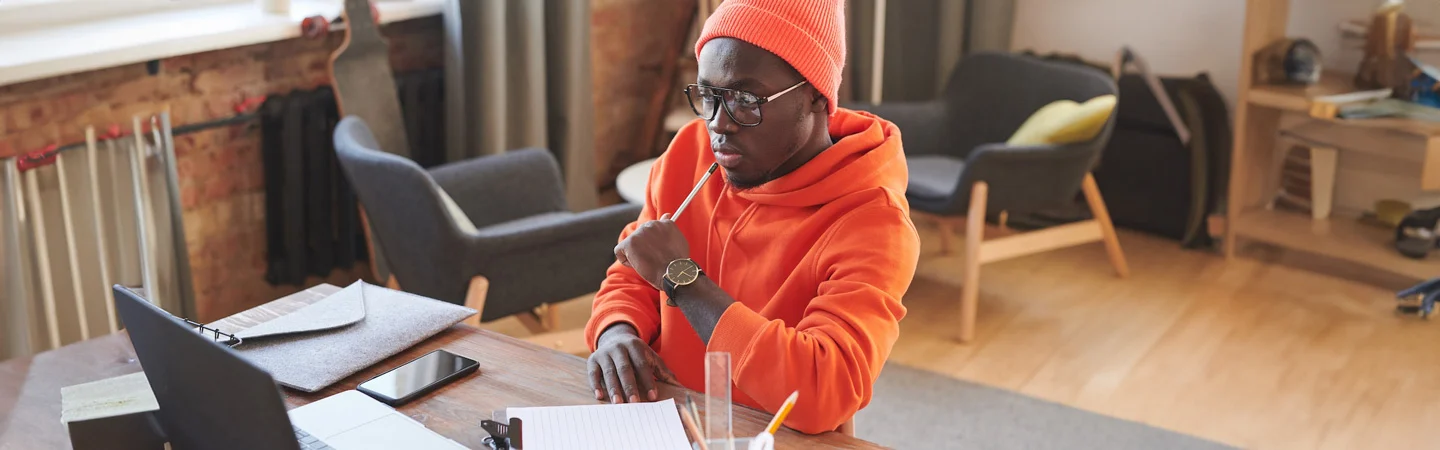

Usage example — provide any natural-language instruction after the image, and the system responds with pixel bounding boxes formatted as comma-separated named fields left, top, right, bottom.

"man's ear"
left=810, top=88, right=828, bottom=114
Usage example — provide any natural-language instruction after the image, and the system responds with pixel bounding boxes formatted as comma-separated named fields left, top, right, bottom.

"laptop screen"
left=112, top=285, right=300, bottom=450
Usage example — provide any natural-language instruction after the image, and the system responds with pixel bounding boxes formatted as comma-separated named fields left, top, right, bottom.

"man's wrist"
left=598, top=322, right=639, bottom=345
left=667, top=273, right=714, bottom=309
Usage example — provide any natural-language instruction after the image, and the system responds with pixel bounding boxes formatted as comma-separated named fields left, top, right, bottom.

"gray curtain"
left=846, top=0, right=1015, bottom=103
left=444, top=0, right=597, bottom=211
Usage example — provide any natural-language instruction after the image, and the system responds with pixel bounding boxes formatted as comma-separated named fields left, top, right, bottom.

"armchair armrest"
left=952, top=140, right=1102, bottom=213
left=844, top=100, right=951, bottom=157
left=466, top=203, right=642, bottom=257
left=428, top=148, right=569, bottom=229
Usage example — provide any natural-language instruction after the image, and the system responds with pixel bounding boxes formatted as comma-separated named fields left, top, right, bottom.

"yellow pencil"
left=765, top=391, right=799, bottom=435
left=679, top=403, right=709, bottom=450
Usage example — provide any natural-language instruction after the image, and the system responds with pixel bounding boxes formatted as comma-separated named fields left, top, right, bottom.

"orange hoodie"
left=585, top=108, right=919, bottom=434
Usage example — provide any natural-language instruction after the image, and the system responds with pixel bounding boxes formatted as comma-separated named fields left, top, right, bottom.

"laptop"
left=112, top=285, right=466, bottom=450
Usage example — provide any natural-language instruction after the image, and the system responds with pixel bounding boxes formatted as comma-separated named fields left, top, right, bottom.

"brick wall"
left=0, top=17, right=444, bottom=321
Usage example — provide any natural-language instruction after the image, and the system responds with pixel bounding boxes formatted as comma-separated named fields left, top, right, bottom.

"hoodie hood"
left=733, top=108, right=907, bottom=207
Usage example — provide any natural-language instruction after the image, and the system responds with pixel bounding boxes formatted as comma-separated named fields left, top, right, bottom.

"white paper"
left=507, top=399, right=691, bottom=450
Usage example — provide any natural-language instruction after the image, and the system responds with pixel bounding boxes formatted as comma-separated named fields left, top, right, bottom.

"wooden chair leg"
left=1081, top=174, right=1129, bottom=278
left=541, top=303, right=559, bottom=330
left=462, top=275, right=489, bottom=328
left=960, top=182, right=987, bottom=343
left=516, top=309, right=552, bottom=334
left=937, top=219, right=956, bottom=255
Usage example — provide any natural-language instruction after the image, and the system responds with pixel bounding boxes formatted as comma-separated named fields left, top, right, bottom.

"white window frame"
left=0, top=0, right=245, bottom=33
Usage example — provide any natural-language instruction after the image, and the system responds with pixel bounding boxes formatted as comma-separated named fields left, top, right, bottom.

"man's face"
left=695, top=38, right=821, bottom=189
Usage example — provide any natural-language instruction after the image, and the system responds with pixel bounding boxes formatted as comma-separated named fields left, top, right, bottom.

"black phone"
left=357, top=349, right=479, bottom=406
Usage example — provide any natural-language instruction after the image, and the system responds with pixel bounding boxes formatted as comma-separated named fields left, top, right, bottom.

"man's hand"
left=614, top=213, right=690, bottom=288
left=588, top=324, right=677, bottom=403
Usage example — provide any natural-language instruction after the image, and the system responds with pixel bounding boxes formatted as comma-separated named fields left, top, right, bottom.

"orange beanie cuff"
left=696, top=0, right=846, bottom=115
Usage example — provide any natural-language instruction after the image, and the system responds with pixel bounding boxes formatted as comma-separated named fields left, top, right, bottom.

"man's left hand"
left=615, top=213, right=690, bottom=289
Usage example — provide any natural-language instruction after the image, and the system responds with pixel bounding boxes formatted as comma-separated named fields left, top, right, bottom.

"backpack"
left=1095, top=70, right=1232, bottom=248
left=1027, top=49, right=1233, bottom=248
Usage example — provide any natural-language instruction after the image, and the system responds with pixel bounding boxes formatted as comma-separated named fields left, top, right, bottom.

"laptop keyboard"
left=294, top=426, right=334, bottom=450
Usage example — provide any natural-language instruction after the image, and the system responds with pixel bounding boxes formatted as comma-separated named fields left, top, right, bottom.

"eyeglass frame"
left=683, top=80, right=809, bottom=127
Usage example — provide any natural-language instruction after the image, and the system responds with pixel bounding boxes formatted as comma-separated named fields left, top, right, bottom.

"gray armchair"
left=849, top=52, right=1129, bottom=343
left=333, top=117, right=641, bottom=329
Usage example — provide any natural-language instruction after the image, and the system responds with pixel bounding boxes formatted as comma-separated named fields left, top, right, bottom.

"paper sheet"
left=507, top=399, right=691, bottom=450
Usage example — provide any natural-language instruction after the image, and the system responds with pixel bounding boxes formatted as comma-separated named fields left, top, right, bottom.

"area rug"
left=855, top=364, right=1236, bottom=449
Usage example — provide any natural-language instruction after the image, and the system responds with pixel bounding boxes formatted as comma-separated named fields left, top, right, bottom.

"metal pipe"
left=23, top=168, right=61, bottom=350
left=869, top=0, right=886, bottom=104
left=2, top=158, right=35, bottom=356
left=54, top=150, right=92, bottom=340
left=129, top=117, right=161, bottom=306
left=85, top=127, right=118, bottom=333
left=7, top=111, right=258, bottom=165
left=105, top=138, right=133, bottom=285
left=157, top=113, right=197, bottom=318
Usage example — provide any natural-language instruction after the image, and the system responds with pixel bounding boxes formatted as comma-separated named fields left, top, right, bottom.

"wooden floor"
left=481, top=223, right=1440, bottom=450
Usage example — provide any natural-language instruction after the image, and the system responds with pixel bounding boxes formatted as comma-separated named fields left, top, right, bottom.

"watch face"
left=666, top=259, right=700, bottom=285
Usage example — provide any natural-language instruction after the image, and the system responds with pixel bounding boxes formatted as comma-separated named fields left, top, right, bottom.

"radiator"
left=1, top=114, right=194, bottom=359
left=259, top=69, right=445, bottom=286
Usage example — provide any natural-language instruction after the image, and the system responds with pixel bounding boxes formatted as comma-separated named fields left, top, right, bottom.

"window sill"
left=0, top=0, right=443, bottom=88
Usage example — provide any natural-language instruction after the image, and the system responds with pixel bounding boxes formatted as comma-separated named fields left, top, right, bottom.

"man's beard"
left=724, top=171, right=764, bottom=190
left=723, top=139, right=806, bottom=191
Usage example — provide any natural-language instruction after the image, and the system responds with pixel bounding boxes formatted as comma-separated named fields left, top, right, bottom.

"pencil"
left=686, top=394, right=701, bottom=429
left=672, top=163, right=718, bottom=223
left=679, top=402, right=710, bottom=450
left=765, top=391, right=800, bottom=435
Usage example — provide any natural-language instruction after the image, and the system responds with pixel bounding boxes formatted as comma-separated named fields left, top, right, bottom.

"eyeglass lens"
left=686, top=86, right=763, bottom=126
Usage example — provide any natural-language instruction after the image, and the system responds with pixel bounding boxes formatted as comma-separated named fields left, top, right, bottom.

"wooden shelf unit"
left=1247, top=72, right=1440, bottom=137
left=1226, top=0, right=1440, bottom=282
left=1231, top=208, right=1440, bottom=281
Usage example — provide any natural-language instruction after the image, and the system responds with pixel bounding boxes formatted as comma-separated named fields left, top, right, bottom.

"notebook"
left=507, top=399, right=691, bottom=450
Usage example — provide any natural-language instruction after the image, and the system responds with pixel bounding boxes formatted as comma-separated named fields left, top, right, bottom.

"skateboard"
left=327, top=0, right=411, bottom=283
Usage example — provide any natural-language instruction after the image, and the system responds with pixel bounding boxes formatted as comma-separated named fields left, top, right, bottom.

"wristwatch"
left=662, top=258, right=704, bottom=306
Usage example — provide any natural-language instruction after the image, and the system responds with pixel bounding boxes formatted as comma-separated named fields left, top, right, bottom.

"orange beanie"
left=696, top=0, right=846, bottom=115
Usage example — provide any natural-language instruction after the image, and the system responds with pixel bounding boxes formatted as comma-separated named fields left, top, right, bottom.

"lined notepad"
left=507, top=399, right=691, bottom=450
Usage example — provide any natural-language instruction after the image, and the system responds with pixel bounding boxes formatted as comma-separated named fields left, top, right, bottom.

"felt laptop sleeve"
left=213, top=281, right=476, bottom=392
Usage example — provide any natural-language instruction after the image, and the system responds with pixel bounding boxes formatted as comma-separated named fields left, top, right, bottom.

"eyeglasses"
left=684, top=80, right=808, bottom=127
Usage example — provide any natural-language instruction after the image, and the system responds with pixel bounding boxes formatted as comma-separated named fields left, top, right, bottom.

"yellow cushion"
left=1006, top=95, right=1117, bottom=146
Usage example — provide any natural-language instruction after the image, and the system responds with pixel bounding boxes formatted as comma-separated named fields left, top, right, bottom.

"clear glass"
left=705, top=352, right=733, bottom=448
left=694, top=437, right=752, bottom=450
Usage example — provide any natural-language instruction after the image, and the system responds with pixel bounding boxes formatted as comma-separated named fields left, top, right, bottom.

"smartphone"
left=357, top=349, right=479, bottom=406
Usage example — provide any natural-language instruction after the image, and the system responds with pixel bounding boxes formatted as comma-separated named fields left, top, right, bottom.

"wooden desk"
left=0, top=284, right=884, bottom=449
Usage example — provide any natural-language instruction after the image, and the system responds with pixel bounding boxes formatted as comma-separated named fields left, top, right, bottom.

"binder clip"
left=183, top=317, right=243, bottom=347
left=481, top=418, right=523, bottom=450
left=1396, top=277, right=1440, bottom=318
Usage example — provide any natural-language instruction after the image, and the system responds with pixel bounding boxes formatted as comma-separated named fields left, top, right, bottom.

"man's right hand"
left=588, top=323, right=676, bottom=403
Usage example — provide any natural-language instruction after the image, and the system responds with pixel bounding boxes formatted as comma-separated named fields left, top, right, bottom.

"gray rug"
left=855, top=364, right=1235, bottom=449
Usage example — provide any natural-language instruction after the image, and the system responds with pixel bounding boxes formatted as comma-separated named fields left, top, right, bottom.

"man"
left=585, top=0, right=919, bottom=434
